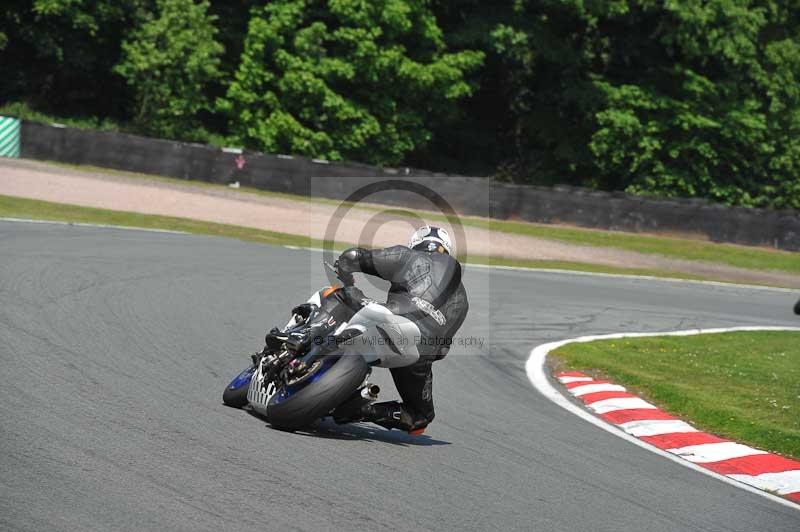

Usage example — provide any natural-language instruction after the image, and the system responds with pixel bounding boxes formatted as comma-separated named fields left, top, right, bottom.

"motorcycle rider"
left=331, top=225, right=469, bottom=434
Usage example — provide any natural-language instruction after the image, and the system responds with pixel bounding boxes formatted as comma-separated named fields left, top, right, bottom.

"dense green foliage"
left=583, top=1, right=800, bottom=208
left=1, top=0, right=799, bottom=208
left=115, top=0, right=223, bottom=139
left=220, top=0, right=483, bottom=164
left=1, top=1, right=150, bottom=117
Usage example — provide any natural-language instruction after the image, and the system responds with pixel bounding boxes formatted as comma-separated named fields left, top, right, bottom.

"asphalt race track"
left=1, top=221, right=798, bottom=531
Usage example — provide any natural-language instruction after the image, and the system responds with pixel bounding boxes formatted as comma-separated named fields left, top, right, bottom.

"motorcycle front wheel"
left=222, top=363, right=256, bottom=408
left=266, top=355, right=368, bottom=430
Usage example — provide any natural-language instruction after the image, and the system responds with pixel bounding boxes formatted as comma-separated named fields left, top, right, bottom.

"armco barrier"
left=17, top=120, right=800, bottom=251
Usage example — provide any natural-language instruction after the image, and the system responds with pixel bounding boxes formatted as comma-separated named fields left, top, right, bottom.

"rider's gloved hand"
left=285, top=330, right=311, bottom=352
left=264, top=327, right=284, bottom=352
left=335, top=248, right=363, bottom=286
left=333, top=260, right=355, bottom=286
left=286, top=323, right=329, bottom=353
left=291, top=303, right=314, bottom=321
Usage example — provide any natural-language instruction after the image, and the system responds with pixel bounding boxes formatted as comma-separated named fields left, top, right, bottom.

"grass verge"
left=26, top=158, right=800, bottom=275
left=0, top=195, right=314, bottom=248
left=480, top=219, right=799, bottom=274
left=0, top=194, right=720, bottom=282
left=551, top=331, right=800, bottom=459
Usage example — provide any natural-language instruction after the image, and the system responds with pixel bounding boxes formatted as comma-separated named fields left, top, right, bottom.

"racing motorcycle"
left=221, top=266, right=420, bottom=430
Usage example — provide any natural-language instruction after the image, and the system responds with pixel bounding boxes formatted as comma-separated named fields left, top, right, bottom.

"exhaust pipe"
left=361, top=384, right=380, bottom=400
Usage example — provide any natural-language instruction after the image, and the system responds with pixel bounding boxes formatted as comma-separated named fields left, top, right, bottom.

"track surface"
left=1, top=221, right=798, bottom=531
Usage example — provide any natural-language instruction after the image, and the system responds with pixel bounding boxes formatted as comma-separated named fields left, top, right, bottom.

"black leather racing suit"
left=337, top=245, right=469, bottom=426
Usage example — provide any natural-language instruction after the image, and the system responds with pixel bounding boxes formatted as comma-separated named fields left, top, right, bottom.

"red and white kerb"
left=556, top=371, right=800, bottom=505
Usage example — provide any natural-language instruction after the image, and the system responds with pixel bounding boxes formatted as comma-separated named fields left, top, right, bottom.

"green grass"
left=480, top=218, right=800, bottom=274
left=0, top=194, right=315, bottom=248
left=0, top=194, right=726, bottom=282
left=28, top=158, right=800, bottom=275
left=392, top=209, right=800, bottom=275
left=552, top=331, right=800, bottom=459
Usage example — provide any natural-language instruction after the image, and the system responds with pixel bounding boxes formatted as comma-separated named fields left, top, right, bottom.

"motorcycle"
left=222, top=267, right=421, bottom=430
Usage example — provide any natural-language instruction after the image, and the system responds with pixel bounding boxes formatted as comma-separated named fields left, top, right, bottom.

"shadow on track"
left=265, top=417, right=451, bottom=447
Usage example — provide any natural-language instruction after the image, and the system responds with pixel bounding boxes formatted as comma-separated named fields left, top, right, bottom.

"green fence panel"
left=0, top=116, right=21, bottom=158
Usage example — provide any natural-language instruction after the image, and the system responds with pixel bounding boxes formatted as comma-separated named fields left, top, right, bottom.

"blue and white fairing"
left=246, top=286, right=422, bottom=417
left=294, top=287, right=423, bottom=368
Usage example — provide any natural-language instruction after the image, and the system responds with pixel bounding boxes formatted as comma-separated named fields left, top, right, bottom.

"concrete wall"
left=19, top=120, right=800, bottom=251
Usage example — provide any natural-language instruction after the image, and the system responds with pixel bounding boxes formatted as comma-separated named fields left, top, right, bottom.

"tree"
left=410, top=0, right=516, bottom=176
left=491, top=0, right=800, bottom=209
left=587, top=0, right=800, bottom=209
left=219, top=0, right=484, bottom=165
left=114, top=0, right=223, bottom=139
left=0, top=1, right=152, bottom=118
left=489, top=0, right=602, bottom=185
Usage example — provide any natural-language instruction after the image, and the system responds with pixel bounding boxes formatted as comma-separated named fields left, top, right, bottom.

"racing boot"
left=333, top=398, right=428, bottom=435
left=332, top=394, right=371, bottom=424
left=362, top=401, right=428, bottom=435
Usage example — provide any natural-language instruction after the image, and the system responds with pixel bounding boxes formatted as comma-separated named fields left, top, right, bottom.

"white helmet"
left=409, top=225, right=452, bottom=255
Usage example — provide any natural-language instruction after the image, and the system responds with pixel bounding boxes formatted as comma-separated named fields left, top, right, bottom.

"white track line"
left=526, top=326, right=800, bottom=511
left=2, top=217, right=796, bottom=293
left=470, top=263, right=799, bottom=293
left=282, top=244, right=799, bottom=293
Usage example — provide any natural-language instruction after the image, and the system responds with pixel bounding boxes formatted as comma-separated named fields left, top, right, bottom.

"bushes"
left=114, top=0, right=223, bottom=141
left=477, top=0, right=800, bottom=209
left=219, top=0, right=483, bottom=165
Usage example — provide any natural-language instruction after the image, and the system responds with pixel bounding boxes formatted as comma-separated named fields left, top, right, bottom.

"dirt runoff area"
left=1, top=158, right=798, bottom=288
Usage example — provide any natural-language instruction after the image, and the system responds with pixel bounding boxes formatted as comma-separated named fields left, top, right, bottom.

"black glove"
left=334, top=260, right=355, bottom=286
left=264, top=327, right=285, bottom=352
left=285, top=330, right=311, bottom=353
left=334, top=248, right=363, bottom=286
left=291, top=303, right=315, bottom=321
left=285, top=323, right=329, bottom=353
